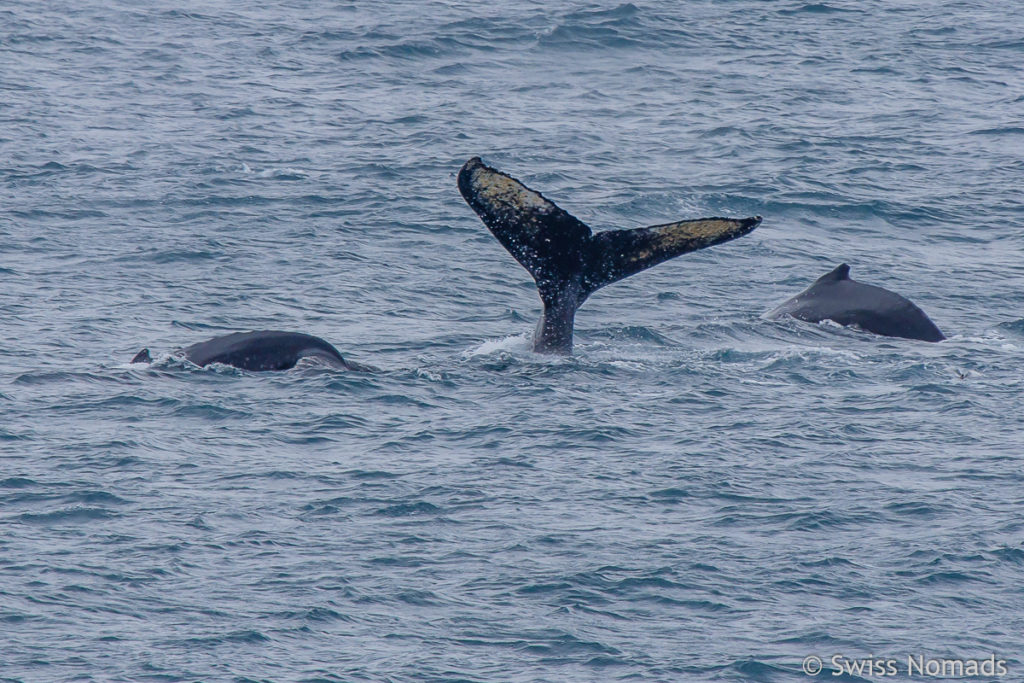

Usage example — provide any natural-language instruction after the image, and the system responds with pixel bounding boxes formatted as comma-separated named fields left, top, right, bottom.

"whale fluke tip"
left=740, top=216, right=762, bottom=233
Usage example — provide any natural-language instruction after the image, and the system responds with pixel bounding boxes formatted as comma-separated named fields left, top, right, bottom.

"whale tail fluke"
left=130, top=348, right=152, bottom=364
left=581, top=215, right=761, bottom=294
left=458, top=157, right=760, bottom=353
left=457, top=157, right=760, bottom=301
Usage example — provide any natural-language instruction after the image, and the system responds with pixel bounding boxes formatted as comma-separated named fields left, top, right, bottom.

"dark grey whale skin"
left=457, top=156, right=761, bottom=354
left=130, top=330, right=373, bottom=371
left=765, top=264, right=945, bottom=342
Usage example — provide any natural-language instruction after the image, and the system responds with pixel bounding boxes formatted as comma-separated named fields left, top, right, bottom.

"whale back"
left=766, top=264, right=944, bottom=342
left=182, top=331, right=348, bottom=370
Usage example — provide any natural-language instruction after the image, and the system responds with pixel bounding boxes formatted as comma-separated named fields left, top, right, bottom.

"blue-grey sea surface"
left=3, top=1, right=1024, bottom=681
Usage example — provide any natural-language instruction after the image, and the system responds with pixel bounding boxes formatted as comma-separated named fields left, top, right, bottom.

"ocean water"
left=2, top=1, right=1024, bottom=681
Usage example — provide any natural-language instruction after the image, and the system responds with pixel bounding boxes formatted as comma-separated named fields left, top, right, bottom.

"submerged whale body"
left=765, top=264, right=945, bottom=342
left=130, top=330, right=372, bottom=371
left=457, top=157, right=761, bottom=354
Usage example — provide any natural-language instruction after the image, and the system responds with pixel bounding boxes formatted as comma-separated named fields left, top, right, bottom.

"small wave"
left=537, top=3, right=653, bottom=50
left=703, top=345, right=862, bottom=367
left=648, top=487, right=690, bottom=502
left=13, top=371, right=79, bottom=386
left=486, top=456, right=535, bottom=469
left=532, top=2, right=700, bottom=52
left=374, top=501, right=441, bottom=517
left=998, top=319, right=1024, bottom=336
left=63, top=490, right=131, bottom=506
left=186, top=515, right=211, bottom=530
left=256, top=167, right=308, bottom=180
left=172, top=404, right=250, bottom=420
left=300, top=497, right=356, bottom=516
left=585, top=325, right=676, bottom=346
left=349, top=469, right=402, bottom=480
left=991, top=547, right=1024, bottom=564
left=337, top=38, right=455, bottom=61
left=1, top=477, right=38, bottom=488
left=3, top=161, right=67, bottom=180
left=10, top=208, right=109, bottom=221
left=883, top=500, right=943, bottom=518
left=147, top=249, right=223, bottom=264
left=141, top=355, right=245, bottom=374
left=969, top=126, right=1024, bottom=136
left=462, top=333, right=532, bottom=358
left=396, top=589, right=444, bottom=606
left=916, top=571, right=989, bottom=585
left=518, top=631, right=622, bottom=657
left=18, top=507, right=119, bottom=524
left=213, top=106, right=257, bottom=119
left=778, top=3, right=861, bottom=15
left=303, top=607, right=354, bottom=622
left=978, top=38, right=1024, bottom=50
left=538, top=25, right=641, bottom=50
left=184, top=630, right=270, bottom=646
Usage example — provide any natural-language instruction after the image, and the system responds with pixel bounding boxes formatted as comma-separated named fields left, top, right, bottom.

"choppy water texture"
left=3, top=2, right=1024, bottom=681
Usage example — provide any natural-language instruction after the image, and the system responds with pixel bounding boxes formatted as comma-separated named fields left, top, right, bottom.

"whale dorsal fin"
left=130, top=348, right=152, bottom=364
left=816, top=263, right=851, bottom=284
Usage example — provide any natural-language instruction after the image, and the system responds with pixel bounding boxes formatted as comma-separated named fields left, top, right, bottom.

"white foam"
left=258, top=167, right=307, bottom=179
left=462, top=333, right=532, bottom=358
